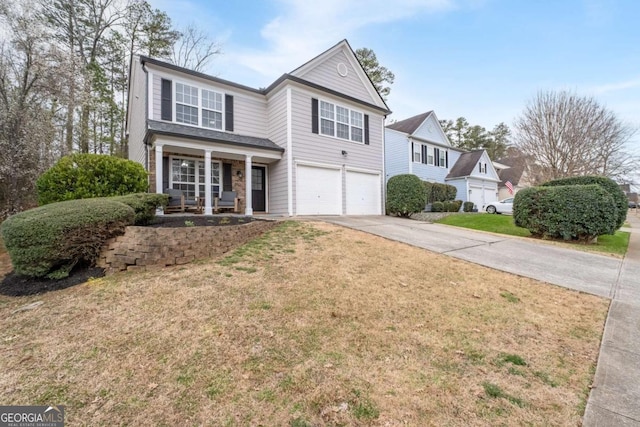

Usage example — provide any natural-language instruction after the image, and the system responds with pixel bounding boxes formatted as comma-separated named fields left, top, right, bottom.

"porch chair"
left=164, top=188, right=185, bottom=213
left=214, top=191, right=240, bottom=213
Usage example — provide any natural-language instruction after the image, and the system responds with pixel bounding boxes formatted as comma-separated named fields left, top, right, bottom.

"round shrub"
left=37, top=153, right=148, bottom=205
left=463, top=201, right=475, bottom=212
left=386, top=174, right=427, bottom=217
left=1, top=198, right=135, bottom=279
left=423, top=182, right=457, bottom=203
left=542, top=176, right=626, bottom=229
left=109, top=193, right=168, bottom=225
left=514, top=184, right=616, bottom=241
left=431, top=201, right=444, bottom=212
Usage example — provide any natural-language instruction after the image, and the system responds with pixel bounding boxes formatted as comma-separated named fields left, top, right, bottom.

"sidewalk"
left=583, top=211, right=640, bottom=426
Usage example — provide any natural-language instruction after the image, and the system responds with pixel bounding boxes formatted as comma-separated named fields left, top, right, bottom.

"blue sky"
left=149, top=0, right=640, bottom=152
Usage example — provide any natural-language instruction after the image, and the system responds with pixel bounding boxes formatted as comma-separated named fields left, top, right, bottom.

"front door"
left=251, top=166, right=266, bottom=212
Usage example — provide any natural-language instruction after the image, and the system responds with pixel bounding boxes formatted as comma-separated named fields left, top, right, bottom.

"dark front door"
left=251, top=165, right=266, bottom=212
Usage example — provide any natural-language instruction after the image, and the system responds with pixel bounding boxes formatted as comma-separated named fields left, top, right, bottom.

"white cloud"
left=591, top=77, right=640, bottom=94
left=228, top=0, right=456, bottom=79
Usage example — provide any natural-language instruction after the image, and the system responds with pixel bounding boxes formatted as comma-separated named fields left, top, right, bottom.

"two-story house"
left=385, top=111, right=500, bottom=211
left=127, top=40, right=390, bottom=216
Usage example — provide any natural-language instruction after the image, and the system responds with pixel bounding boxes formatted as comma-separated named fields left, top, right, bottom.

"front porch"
left=148, top=127, right=283, bottom=216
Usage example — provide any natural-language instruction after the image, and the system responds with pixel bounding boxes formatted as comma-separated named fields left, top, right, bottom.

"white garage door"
left=346, top=170, right=381, bottom=215
left=469, top=186, right=484, bottom=211
left=483, top=188, right=497, bottom=206
left=296, top=164, right=341, bottom=215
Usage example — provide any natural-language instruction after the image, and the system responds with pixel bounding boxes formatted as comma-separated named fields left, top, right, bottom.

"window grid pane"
left=202, top=89, right=222, bottom=111
left=337, top=123, right=350, bottom=139
left=351, top=127, right=363, bottom=142
left=320, top=119, right=334, bottom=136
left=176, top=83, right=198, bottom=106
left=202, top=109, right=222, bottom=129
left=320, top=101, right=334, bottom=119
left=350, top=111, right=363, bottom=127
left=176, top=104, right=198, bottom=125
left=336, top=106, right=349, bottom=124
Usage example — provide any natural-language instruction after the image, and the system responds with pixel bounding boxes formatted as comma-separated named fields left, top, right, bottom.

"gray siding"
left=290, top=87, right=384, bottom=215
left=149, top=67, right=268, bottom=138
left=127, top=57, right=147, bottom=165
left=384, top=129, right=409, bottom=181
left=296, top=50, right=377, bottom=105
left=265, top=88, right=289, bottom=214
left=413, top=162, right=450, bottom=183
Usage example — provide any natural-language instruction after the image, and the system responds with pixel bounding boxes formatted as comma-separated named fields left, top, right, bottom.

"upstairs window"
left=202, top=89, right=223, bottom=130
left=479, top=162, right=487, bottom=173
left=319, top=100, right=365, bottom=143
left=427, top=146, right=434, bottom=165
left=175, top=83, right=198, bottom=125
left=413, top=143, right=421, bottom=162
left=439, top=150, right=446, bottom=168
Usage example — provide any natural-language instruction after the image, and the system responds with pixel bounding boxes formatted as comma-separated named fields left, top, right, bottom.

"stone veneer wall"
left=98, top=220, right=277, bottom=274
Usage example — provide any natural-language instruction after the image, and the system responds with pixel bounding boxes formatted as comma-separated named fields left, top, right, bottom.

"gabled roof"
left=386, top=111, right=433, bottom=134
left=446, top=150, right=484, bottom=178
left=496, top=156, right=526, bottom=186
left=289, top=39, right=390, bottom=112
left=146, top=120, right=284, bottom=152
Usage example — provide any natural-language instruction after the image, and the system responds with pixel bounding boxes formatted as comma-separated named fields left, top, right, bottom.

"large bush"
left=37, top=154, right=148, bottom=205
left=109, top=193, right=168, bottom=225
left=513, top=185, right=617, bottom=241
left=1, top=198, right=135, bottom=279
left=542, top=176, right=626, bottom=229
left=423, top=182, right=457, bottom=204
left=387, top=174, right=427, bottom=217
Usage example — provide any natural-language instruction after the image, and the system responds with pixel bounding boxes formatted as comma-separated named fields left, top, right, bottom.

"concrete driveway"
left=315, top=215, right=622, bottom=298
left=310, top=214, right=640, bottom=426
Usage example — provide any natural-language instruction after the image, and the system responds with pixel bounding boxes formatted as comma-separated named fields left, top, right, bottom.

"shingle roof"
left=446, top=150, right=484, bottom=178
left=386, top=111, right=433, bottom=134
left=496, top=155, right=526, bottom=186
left=146, top=120, right=284, bottom=152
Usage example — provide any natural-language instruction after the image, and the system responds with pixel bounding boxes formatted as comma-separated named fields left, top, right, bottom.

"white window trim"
left=413, top=142, right=421, bottom=163
left=439, top=150, right=447, bottom=169
left=172, top=79, right=226, bottom=131
left=318, top=98, right=365, bottom=145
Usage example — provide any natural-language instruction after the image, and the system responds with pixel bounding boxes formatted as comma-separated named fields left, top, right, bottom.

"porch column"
left=245, top=155, right=253, bottom=216
left=204, top=149, right=213, bottom=215
left=155, top=144, right=164, bottom=215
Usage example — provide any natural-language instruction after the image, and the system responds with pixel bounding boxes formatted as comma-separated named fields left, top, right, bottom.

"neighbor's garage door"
left=296, top=164, right=341, bottom=215
left=346, top=170, right=381, bottom=215
left=483, top=187, right=497, bottom=207
left=469, top=186, right=484, bottom=211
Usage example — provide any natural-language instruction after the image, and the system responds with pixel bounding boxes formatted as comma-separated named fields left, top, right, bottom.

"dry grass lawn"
left=0, top=221, right=608, bottom=426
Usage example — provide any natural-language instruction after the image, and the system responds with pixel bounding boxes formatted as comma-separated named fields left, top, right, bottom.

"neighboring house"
left=127, top=39, right=391, bottom=216
left=385, top=111, right=499, bottom=210
left=496, top=154, right=535, bottom=199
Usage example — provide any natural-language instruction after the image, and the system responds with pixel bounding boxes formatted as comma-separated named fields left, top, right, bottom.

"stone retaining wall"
left=98, top=220, right=277, bottom=274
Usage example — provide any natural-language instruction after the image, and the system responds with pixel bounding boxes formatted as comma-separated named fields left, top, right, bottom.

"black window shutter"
left=445, top=150, right=449, bottom=168
left=411, top=142, right=414, bottom=160
left=161, top=79, right=172, bottom=121
left=223, top=163, right=232, bottom=192
left=364, top=114, right=370, bottom=145
left=162, top=156, right=169, bottom=191
left=479, top=163, right=482, bottom=173
left=421, top=145, right=427, bottom=164
left=434, top=148, right=440, bottom=167
left=311, top=98, right=319, bottom=134
left=225, top=94, right=234, bottom=131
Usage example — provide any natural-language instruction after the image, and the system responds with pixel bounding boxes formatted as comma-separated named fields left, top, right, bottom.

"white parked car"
left=486, top=198, right=514, bottom=214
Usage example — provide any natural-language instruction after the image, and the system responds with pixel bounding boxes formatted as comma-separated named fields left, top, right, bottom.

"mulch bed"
left=0, top=215, right=261, bottom=296
left=146, top=215, right=258, bottom=227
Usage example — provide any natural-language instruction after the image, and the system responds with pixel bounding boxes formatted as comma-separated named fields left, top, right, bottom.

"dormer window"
left=479, top=162, right=487, bottom=173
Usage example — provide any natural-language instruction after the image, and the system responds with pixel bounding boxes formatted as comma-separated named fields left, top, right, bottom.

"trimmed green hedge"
left=513, top=185, right=617, bottom=241
left=1, top=198, right=135, bottom=279
left=432, top=201, right=444, bottom=212
left=37, top=153, right=148, bottom=205
left=542, top=176, right=626, bottom=229
left=463, top=201, right=475, bottom=212
left=423, top=182, right=457, bottom=204
left=387, top=174, right=427, bottom=217
left=109, top=193, right=168, bottom=225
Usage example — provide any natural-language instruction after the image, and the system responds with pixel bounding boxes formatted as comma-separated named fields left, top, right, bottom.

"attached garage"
left=468, top=183, right=498, bottom=211
left=296, top=164, right=342, bottom=215
left=346, top=170, right=381, bottom=215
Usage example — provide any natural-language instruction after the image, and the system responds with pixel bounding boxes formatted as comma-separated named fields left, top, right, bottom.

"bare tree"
left=0, top=2, right=65, bottom=218
left=171, top=24, right=221, bottom=72
left=514, top=90, right=637, bottom=184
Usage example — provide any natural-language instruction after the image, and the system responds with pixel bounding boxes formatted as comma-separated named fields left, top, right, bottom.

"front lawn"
left=436, top=213, right=630, bottom=256
left=0, top=221, right=608, bottom=426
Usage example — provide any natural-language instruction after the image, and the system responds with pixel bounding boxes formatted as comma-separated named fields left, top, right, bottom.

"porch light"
left=341, top=150, right=348, bottom=156
left=236, top=170, right=243, bottom=178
